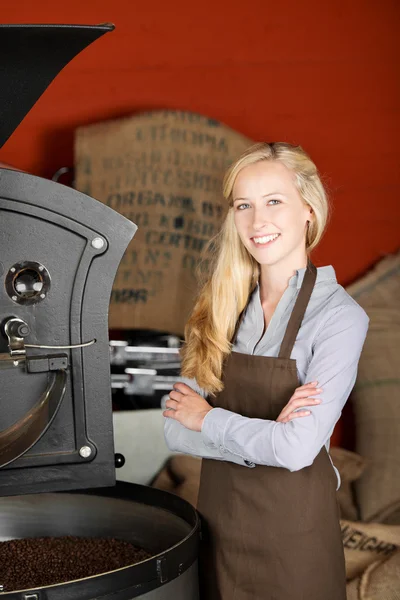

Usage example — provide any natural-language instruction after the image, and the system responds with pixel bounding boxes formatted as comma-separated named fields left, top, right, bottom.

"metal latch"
left=156, top=556, right=168, bottom=584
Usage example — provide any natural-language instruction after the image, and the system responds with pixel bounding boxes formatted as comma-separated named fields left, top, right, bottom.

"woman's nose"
left=252, top=208, right=269, bottom=230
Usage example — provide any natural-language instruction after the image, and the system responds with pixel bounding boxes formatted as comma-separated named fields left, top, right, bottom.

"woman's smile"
left=251, top=233, right=281, bottom=248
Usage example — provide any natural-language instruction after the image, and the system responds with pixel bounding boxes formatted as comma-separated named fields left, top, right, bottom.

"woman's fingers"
left=169, top=390, right=182, bottom=401
left=163, top=409, right=177, bottom=419
left=276, top=383, right=323, bottom=422
left=293, top=386, right=322, bottom=399
left=288, top=410, right=311, bottom=419
left=291, top=397, right=322, bottom=408
left=165, top=398, right=179, bottom=410
left=279, top=410, right=311, bottom=423
left=278, top=396, right=321, bottom=418
left=172, top=382, right=191, bottom=394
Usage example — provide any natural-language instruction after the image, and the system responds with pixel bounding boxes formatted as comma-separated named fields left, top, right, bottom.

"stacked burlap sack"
left=153, top=251, right=400, bottom=599
left=346, top=252, right=400, bottom=528
left=344, top=251, right=400, bottom=598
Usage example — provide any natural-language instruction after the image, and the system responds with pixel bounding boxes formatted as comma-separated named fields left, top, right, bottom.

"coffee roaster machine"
left=0, top=24, right=200, bottom=599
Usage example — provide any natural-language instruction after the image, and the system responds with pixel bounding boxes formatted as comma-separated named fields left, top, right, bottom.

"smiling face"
left=232, top=160, right=313, bottom=269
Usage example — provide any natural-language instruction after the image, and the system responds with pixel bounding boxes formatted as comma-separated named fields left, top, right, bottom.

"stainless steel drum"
left=0, top=482, right=200, bottom=599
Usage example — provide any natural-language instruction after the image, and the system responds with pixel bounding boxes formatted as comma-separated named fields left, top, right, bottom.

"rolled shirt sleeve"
left=200, top=304, right=369, bottom=472
left=163, top=377, right=254, bottom=466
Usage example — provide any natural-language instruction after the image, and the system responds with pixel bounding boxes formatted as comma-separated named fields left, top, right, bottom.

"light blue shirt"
left=163, top=265, right=370, bottom=490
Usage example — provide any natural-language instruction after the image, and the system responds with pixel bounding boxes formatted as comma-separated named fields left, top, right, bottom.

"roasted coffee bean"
left=0, top=536, right=153, bottom=592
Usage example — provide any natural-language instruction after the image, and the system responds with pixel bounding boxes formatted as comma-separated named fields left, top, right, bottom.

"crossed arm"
left=163, top=305, right=369, bottom=472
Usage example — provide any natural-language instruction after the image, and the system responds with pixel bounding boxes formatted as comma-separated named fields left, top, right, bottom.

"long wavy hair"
left=180, top=142, right=330, bottom=395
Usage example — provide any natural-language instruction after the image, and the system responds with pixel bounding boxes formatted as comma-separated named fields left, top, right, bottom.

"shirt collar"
left=255, top=265, right=337, bottom=291
left=289, top=265, right=337, bottom=289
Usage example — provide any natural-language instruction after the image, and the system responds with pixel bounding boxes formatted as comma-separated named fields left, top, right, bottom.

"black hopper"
left=0, top=24, right=137, bottom=495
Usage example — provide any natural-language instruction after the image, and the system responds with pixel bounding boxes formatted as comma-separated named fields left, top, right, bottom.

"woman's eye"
left=235, top=199, right=280, bottom=210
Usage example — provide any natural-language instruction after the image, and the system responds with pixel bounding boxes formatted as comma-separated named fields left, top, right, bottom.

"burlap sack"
left=330, top=447, right=368, bottom=521
left=346, top=252, right=400, bottom=523
left=359, top=551, right=400, bottom=599
left=346, top=550, right=400, bottom=600
left=151, top=454, right=201, bottom=507
left=341, top=519, right=400, bottom=581
left=149, top=465, right=176, bottom=494
left=74, top=110, right=253, bottom=334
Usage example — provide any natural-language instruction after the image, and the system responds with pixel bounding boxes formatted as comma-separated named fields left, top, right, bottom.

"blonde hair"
left=180, top=142, right=330, bottom=395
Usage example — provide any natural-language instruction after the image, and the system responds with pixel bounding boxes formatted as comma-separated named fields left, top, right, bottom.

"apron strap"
left=278, top=258, right=317, bottom=359
left=230, top=259, right=317, bottom=349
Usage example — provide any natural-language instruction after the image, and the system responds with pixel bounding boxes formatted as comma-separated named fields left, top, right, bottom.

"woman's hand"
left=163, top=382, right=213, bottom=432
left=276, top=381, right=322, bottom=423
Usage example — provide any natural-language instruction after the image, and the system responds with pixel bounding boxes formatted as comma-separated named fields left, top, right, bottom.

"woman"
left=163, top=142, right=369, bottom=600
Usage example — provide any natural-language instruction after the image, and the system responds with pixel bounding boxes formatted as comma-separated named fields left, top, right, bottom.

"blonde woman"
left=163, top=142, right=369, bottom=600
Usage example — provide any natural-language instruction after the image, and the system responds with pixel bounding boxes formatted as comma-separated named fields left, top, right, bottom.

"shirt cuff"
left=201, top=408, right=256, bottom=468
left=201, top=407, right=236, bottom=449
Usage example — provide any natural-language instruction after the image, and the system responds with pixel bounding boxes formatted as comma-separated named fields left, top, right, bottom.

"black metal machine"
left=0, top=23, right=137, bottom=495
left=0, top=24, right=200, bottom=599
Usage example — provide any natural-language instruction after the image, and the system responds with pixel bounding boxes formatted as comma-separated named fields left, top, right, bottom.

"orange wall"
left=1, top=1, right=399, bottom=445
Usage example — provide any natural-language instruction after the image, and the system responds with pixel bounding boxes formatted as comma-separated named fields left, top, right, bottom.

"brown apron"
left=197, top=260, right=346, bottom=600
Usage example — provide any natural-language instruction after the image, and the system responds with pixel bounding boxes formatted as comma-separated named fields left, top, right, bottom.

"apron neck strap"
left=230, top=259, right=317, bottom=350
left=278, top=259, right=317, bottom=359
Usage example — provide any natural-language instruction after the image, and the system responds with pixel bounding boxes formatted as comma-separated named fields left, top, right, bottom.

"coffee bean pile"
left=0, top=536, right=153, bottom=592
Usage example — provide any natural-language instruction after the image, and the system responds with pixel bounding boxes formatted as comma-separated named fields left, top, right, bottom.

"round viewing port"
left=5, top=262, right=51, bottom=306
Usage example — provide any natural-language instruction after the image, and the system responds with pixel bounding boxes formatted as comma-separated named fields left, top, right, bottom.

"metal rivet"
left=10, top=267, right=16, bottom=273
left=79, top=446, right=92, bottom=458
left=91, top=237, right=105, bottom=250
left=11, top=295, right=17, bottom=301
left=38, top=266, right=44, bottom=272
left=40, top=293, right=45, bottom=299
